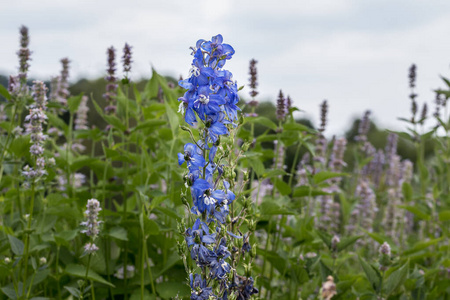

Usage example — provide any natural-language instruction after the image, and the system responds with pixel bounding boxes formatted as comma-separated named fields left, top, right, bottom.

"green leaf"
left=164, top=101, right=179, bottom=135
left=398, top=205, right=430, bottom=221
left=155, top=282, right=190, bottom=298
left=132, top=119, right=167, bottom=132
left=361, top=229, right=389, bottom=245
left=313, top=171, right=346, bottom=185
left=274, top=179, right=291, bottom=196
left=108, top=226, right=128, bottom=241
left=359, top=256, right=382, bottom=293
left=403, top=238, right=443, bottom=256
left=263, top=169, right=287, bottom=178
left=130, top=288, right=155, bottom=300
left=0, top=84, right=12, bottom=100
left=64, top=286, right=81, bottom=298
left=67, top=94, right=83, bottom=113
left=133, top=83, right=142, bottom=107
left=46, top=113, right=69, bottom=135
left=9, top=136, right=30, bottom=158
left=293, top=186, right=330, bottom=197
left=65, top=264, right=115, bottom=287
left=140, top=213, right=160, bottom=236
left=316, top=231, right=332, bottom=250
left=438, top=210, right=450, bottom=222
left=337, top=235, right=363, bottom=252
left=384, top=261, right=409, bottom=295
left=103, top=114, right=127, bottom=131
left=260, top=201, right=295, bottom=216
left=319, top=260, right=333, bottom=282
left=248, top=157, right=265, bottom=177
left=8, top=234, right=24, bottom=255
left=70, top=157, right=98, bottom=172
left=144, top=71, right=159, bottom=100
left=245, top=116, right=278, bottom=131
left=440, top=75, right=450, bottom=88
left=402, top=182, right=413, bottom=202
left=283, top=122, right=315, bottom=133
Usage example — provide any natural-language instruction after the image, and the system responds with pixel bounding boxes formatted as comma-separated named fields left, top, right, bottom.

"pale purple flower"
left=84, top=242, right=99, bottom=254
left=80, top=199, right=102, bottom=238
left=75, top=96, right=89, bottom=130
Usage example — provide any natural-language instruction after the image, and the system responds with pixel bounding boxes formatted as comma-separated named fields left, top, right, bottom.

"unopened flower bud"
left=39, top=257, right=47, bottom=265
left=226, top=215, right=232, bottom=224
left=242, top=142, right=250, bottom=152
left=4, top=257, right=11, bottom=264
left=181, top=195, right=189, bottom=207
left=244, top=263, right=252, bottom=277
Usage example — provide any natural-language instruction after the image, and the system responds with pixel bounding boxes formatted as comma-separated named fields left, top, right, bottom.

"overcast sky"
left=1, top=0, right=450, bottom=135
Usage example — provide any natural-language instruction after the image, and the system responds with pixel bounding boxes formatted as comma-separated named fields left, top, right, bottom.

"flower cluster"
left=75, top=96, right=89, bottom=130
left=103, top=46, right=118, bottom=114
left=178, top=34, right=256, bottom=299
left=17, top=25, right=31, bottom=84
left=80, top=199, right=102, bottom=254
left=22, top=81, right=48, bottom=184
left=122, top=43, right=133, bottom=76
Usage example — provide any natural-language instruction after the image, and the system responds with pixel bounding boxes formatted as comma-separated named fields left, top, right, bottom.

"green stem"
left=22, top=181, right=36, bottom=295
left=56, top=245, right=62, bottom=299
left=0, top=104, right=18, bottom=183
left=144, top=239, right=156, bottom=296
left=80, top=253, right=92, bottom=300
left=66, top=111, right=74, bottom=198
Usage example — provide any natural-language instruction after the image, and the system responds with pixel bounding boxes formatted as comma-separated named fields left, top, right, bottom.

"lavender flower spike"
left=17, top=25, right=32, bottom=84
left=276, top=90, right=286, bottom=120
left=81, top=199, right=102, bottom=239
left=122, top=43, right=133, bottom=76
left=248, top=59, right=259, bottom=106
left=103, top=46, right=117, bottom=114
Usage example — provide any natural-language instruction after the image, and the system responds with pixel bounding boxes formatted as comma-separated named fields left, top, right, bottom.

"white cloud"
left=1, top=0, right=450, bottom=136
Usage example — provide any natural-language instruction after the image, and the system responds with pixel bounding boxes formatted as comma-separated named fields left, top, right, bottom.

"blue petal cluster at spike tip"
left=178, top=35, right=257, bottom=300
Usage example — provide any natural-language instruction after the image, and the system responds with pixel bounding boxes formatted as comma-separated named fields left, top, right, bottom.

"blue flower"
left=190, top=273, right=215, bottom=300
left=185, top=219, right=217, bottom=266
left=193, top=86, right=226, bottom=120
left=236, top=276, right=259, bottom=300
left=209, top=258, right=231, bottom=280
left=178, top=95, right=197, bottom=125
left=178, top=143, right=205, bottom=168
left=200, top=34, right=235, bottom=69
left=205, top=112, right=229, bottom=143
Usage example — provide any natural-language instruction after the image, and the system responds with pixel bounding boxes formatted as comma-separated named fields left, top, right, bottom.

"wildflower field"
left=0, top=26, right=449, bottom=300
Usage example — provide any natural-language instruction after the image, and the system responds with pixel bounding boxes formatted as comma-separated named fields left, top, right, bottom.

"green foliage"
left=0, top=40, right=449, bottom=300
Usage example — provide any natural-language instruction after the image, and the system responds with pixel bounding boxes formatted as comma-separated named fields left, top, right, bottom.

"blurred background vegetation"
left=0, top=73, right=428, bottom=177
